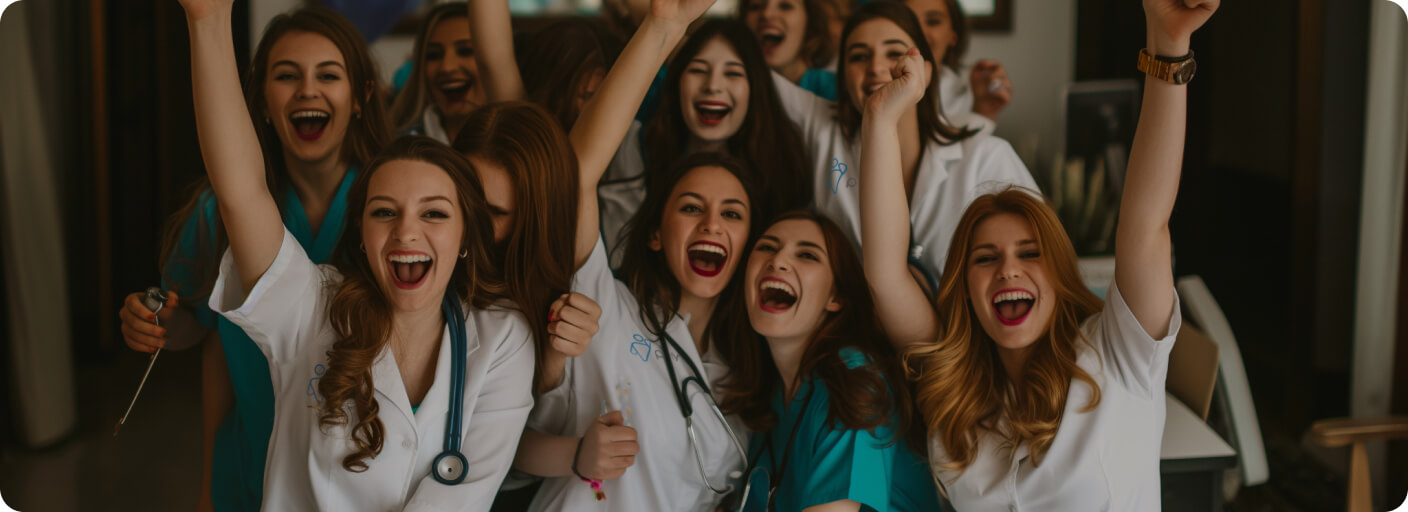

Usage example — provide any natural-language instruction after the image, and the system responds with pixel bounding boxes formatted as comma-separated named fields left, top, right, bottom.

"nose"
left=698, top=213, right=723, bottom=235
left=393, top=215, right=420, bottom=244
left=703, top=69, right=724, bottom=93
left=296, top=74, right=319, bottom=100
left=867, top=53, right=890, bottom=78
left=762, top=3, right=781, bottom=21
left=767, top=252, right=791, bottom=272
left=997, top=257, right=1021, bottom=281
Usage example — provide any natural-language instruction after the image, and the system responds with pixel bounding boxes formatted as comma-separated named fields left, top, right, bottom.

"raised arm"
left=181, top=0, right=284, bottom=295
left=468, top=0, right=525, bottom=101
left=1115, top=0, right=1218, bottom=338
left=860, top=47, right=939, bottom=349
left=569, top=0, right=715, bottom=266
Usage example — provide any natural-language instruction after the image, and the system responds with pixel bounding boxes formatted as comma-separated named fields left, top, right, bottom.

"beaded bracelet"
left=572, top=437, right=606, bottom=501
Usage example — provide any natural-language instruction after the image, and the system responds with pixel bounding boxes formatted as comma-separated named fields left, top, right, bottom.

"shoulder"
left=469, top=302, right=534, bottom=345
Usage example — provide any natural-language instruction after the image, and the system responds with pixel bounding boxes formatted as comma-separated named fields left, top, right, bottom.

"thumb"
left=597, top=410, right=625, bottom=427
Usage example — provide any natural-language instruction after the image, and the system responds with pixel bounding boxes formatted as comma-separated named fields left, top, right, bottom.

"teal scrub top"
left=742, top=349, right=940, bottom=512
left=798, top=68, right=839, bottom=102
left=163, top=168, right=358, bottom=512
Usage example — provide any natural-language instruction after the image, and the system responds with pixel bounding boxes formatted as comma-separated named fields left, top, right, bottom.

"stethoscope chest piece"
left=432, top=451, right=468, bottom=484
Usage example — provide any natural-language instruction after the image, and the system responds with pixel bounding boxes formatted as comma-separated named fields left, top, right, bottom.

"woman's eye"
left=726, top=70, right=746, bottom=79
left=457, top=46, right=475, bottom=58
left=371, top=208, right=395, bottom=218
left=887, top=51, right=905, bottom=59
left=423, top=210, right=450, bottom=219
left=1020, top=251, right=1041, bottom=260
left=973, top=254, right=996, bottom=265
left=723, top=210, right=744, bottom=220
left=680, top=204, right=703, bottom=214
left=799, top=251, right=820, bottom=261
left=320, top=73, right=341, bottom=81
left=425, top=50, right=443, bottom=61
left=754, top=243, right=776, bottom=253
left=274, top=72, right=296, bottom=81
left=847, top=52, right=868, bottom=63
left=686, top=67, right=708, bottom=75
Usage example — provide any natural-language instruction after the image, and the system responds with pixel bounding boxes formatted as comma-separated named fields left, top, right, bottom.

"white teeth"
left=388, top=253, right=432, bottom=263
left=993, top=290, right=1034, bottom=303
left=696, top=104, right=730, bottom=113
left=688, top=243, right=727, bottom=256
left=760, top=280, right=796, bottom=297
left=440, top=81, right=467, bottom=89
left=291, top=110, right=329, bottom=119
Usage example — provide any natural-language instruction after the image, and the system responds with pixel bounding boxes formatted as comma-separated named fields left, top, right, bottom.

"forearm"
left=536, top=351, right=567, bottom=392
left=469, top=0, right=525, bottom=101
left=186, top=10, right=282, bottom=293
left=860, top=116, right=937, bottom=347
left=512, top=429, right=581, bottom=478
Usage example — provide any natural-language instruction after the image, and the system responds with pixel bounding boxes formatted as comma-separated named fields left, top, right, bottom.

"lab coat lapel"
left=372, top=348, right=414, bottom=427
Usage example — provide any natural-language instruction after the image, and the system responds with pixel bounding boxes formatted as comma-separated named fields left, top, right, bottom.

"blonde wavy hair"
left=907, top=188, right=1104, bottom=472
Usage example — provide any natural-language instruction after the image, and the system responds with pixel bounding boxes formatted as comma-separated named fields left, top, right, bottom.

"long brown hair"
left=617, top=152, right=762, bottom=358
left=388, top=3, right=467, bottom=133
left=907, top=188, right=1103, bottom=472
left=518, top=19, right=624, bottom=130
left=453, top=102, right=580, bottom=395
left=718, top=211, right=918, bottom=448
left=937, top=0, right=970, bottom=70
left=835, top=1, right=974, bottom=144
left=643, top=20, right=812, bottom=224
left=737, top=0, right=831, bottom=69
left=317, top=136, right=502, bottom=472
left=159, top=6, right=389, bottom=303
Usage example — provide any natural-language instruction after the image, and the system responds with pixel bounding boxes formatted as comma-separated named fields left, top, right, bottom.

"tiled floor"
left=2, top=348, right=204, bottom=512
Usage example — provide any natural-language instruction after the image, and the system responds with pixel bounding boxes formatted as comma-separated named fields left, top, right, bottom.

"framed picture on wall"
left=959, top=0, right=1012, bottom=32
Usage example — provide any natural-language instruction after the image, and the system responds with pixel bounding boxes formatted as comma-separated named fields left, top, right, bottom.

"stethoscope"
left=431, top=291, right=469, bottom=485
left=656, top=329, right=749, bottom=494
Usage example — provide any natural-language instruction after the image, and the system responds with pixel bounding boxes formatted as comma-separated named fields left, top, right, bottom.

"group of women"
left=117, top=0, right=1219, bottom=509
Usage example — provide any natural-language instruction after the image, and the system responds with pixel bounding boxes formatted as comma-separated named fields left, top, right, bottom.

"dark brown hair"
left=737, top=0, right=832, bottom=69
left=518, top=19, right=624, bottom=130
left=937, top=0, right=970, bottom=70
left=453, top=102, right=580, bottom=395
left=318, top=136, right=502, bottom=472
left=718, top=210, right=917, bottom=448
left=835, top=1, right=974, bottom=144
left=388, top=3, right=468, bottom=133
left=617, top=152, right=763, bottom=358
left=159, top=6, right=389, bottom=312
left=643, top=20, right=812, bottom=225
left=908, top=188, right=1103, bottom=471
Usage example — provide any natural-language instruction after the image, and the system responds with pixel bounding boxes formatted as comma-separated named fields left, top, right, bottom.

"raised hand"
left=118, top=291, right=180, bottom=353
left=575, top=411, right=639, bottom=480
left=969, top=59, right=1012, bottom=120
left=547, top=293, right=602, bottom=358
left=1143, top=0, right=1219, bottom=54
left=176, top=0, right=235, bottom=20
left=864, top=47, right=930, bottom=122
left=648, top=0, right=717, bottom=30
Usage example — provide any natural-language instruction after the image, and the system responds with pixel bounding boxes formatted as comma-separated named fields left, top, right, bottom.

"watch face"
left=1175, top=60, right=1197, bottom=84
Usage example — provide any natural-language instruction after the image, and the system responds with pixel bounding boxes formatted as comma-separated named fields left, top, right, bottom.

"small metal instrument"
left=113, top=287, right=169, bottom=436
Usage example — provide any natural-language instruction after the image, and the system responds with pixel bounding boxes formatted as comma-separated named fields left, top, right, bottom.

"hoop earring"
left=458, top=249, right=468, bottom=259
left=359, top=242, right=366, bottom=253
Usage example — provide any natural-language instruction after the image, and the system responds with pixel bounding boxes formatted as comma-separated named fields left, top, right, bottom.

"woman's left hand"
left=547, top=293, right=602, bottom=358
left=969, top=59, right=1011, bottom=120
left=864, top=47, right=930, bottom=121
left=1143, top=0, right=1219, bottom=53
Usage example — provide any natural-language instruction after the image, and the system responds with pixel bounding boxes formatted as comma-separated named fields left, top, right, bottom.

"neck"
left=779, top=59, right=809, bottom=84
left=687, top=135, right=728, bottom=155
left=997, top=344, right=1032, bottom=383
left=390, top=301, right=448, bottom=354
left=440, top=111, right=469, bottom=145
left=766, top=332, right=810, bottom=402
left=677, top=290, right=719, bottom=354
left=897, top=106, right=922, bottom=199
left=283, top=153, right=350, bottom=234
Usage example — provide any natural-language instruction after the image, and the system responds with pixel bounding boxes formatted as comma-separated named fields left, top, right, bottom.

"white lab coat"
left=597, top=121, right=648, bottom=269
left=931, top=280, right=1182, bottom=511
left=524, top=237, right=744, bottom=512
left=771, top=70, right=1039, bottom=280
left=937, top=65, right=997, bottom=137
left=210, top=228, right=536, bottom=512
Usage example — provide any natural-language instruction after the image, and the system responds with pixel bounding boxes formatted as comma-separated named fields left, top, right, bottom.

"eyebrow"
left=759, top=235, right=827, bottom=252
left=677, top=192, right=750, bottom=210
left=367, top=195, right=455, bottom=204
left=969, top=240, right=1038, bottom=254
left=272, top=60, right=346, bottom=70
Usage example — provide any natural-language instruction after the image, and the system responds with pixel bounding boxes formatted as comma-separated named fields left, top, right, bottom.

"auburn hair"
left=835, top=1, right=974, bottom=144
left=907, top=188, right=1103, bottom=472
left=737, top=0, right=831, bottom=69
left=518, top=19, right=624, bottom=130
left=643, top=20, right=812, bottom=225
left=318, top=136, right=502, bottom=472
left=717, top=211, right=919, bottom=449
left=617, top=152, right=763, bottom=359
left=453, top=102, right=580, bottom=395
left=159, top=6, right=389, bottom=302
left=388, top=3, right=470, bottom=133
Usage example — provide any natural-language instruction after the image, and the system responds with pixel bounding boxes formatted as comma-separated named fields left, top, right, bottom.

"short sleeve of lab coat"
left=209, top=227, right=334, bottom=365
left=1092, top=279, right=1182, bottom=399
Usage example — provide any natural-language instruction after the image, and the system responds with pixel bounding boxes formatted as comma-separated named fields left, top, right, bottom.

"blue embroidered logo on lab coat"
left=307, top=363, right=326, bottom=404
left=630, top=334, right=653, bottom=361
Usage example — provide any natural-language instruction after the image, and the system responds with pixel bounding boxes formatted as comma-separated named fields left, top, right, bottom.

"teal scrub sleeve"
left=798, top=416, right=897, bottom=511
left=160, top=189, right=221, bottom=329
left=799, top=68, right=839, bottom=102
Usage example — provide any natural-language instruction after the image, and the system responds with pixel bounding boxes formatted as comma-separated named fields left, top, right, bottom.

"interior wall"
left=966, top=0, right=1077, bottom=178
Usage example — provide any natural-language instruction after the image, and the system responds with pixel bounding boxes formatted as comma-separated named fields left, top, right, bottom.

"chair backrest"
left=1177, top=275, right=1270, bottom=487
left=1168, top=323, right=1219, bottom=419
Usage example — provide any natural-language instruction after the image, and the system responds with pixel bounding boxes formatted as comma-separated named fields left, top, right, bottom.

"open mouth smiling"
left=759, top=29, right=785, bottom=54
left=758, top=278, right=797, bottom=313
left=694, top=101, right=732, bottom=126
left=387, top=251, right=433, bottom=290
left=290, top=110, right=330, bottom=141
left=687, top=241, right=728, bottom=277
left=437, top=75, right=477, bottom=102
left=991, top=288, right=1035, bottom=326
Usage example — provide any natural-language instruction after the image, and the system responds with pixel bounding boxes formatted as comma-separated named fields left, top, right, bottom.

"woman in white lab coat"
left=861, top=0, right=1218, bottom=508
left=180, top=0, right=545, bottom=508
left=772, top=1, right=1038, bottom=291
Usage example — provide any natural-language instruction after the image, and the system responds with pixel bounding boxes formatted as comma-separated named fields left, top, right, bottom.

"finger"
left=554, top=306, right=596, bottom=333
left=569, top=293, right=602, bottom=317
left=605, top=439, right=641, bottom=457
left=551, top=323, right=592, bottom=347
left=603, top=425, right=638, bottom=442
left=598, top=410, right=626, bottom=427
left=167, top=290, right=181, bottom=310
left=125, top=293, right=157, bottom=322
left=120, top=306, right=168, bottom=339
left=120, top=323, right=164, bottom=353
left=550, top=336, right=585, bottom=357
left=548, top=294, right=567, bottom=322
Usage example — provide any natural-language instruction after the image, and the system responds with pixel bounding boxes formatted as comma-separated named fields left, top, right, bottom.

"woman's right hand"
left=117, top=291, right=180, bottom=354
left=575, top=410, right=639, bottom=480
left=864, top=47, right=930, bottom=121
left=176, top=0, right=234, bottom=20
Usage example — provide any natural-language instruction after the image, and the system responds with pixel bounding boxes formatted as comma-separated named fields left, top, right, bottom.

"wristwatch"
left=1137, top=49, right=1196, bottom=85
